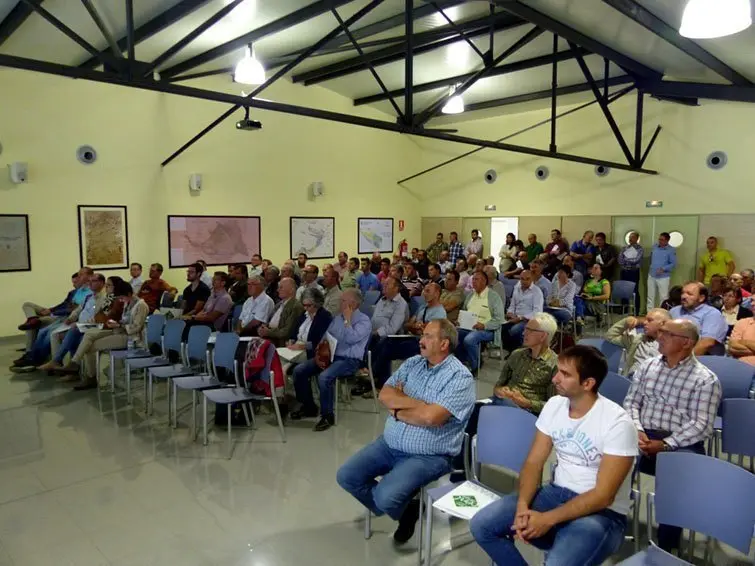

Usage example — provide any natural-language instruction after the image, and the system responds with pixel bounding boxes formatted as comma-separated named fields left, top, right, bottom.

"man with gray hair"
left=258, top=278, right=303, bottom=347
left=291, top=288, right=371, bottom=431
left=606, top=308, right=671, bottom=376
left=237, top=275, right=274, bottom=336
left=624, top=318, right=721, bottom=552
left=337, top=319, right=475, bottom=545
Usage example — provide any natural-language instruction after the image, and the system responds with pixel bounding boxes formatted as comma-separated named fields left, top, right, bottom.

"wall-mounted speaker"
left=77, top=145, right=97, bottom=165
left=706, top=151, right=727, bottom=170
left=535, top=165, right=549, bottom=181
left=595, top=165, right=611, bottom=177
left=189, top=173, right=202, bottom=192
left=8, top=162, right=28, bottom=184
left=484, top=169, right=497, bottom=184
left=310, top=181, right=324, bottom=198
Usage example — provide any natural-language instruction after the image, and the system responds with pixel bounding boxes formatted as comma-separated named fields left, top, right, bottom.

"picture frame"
left=167, top=215, right=261, bottom=268
left=77, top=205, right=129, bottom=270
left=0, top=214, right=31, bottom=272
left=357, top=217, right=394, bottom=254
left=289, top=216, right=335, bottom=260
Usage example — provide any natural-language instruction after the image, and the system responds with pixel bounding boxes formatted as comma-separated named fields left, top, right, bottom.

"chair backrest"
left=212, top=332, right=240, bottom=374
left=721, top=398, right=755, bottom=458
left=655, top=452, right=755, bottom=554
left=576, top=338, right=623, bottom=373
left=145, top=314, right=166, bottom=346
left=359, top=302, right=375, bottom=317
left=162, top=319, right=186, bottom=354
left=475, top=406, right=537, bottom=474
left=502, top=278, right=517, bottom=301
left=185, top=325, right=212, bottom=363
left=410, top=296, right=425, bottom=317
left=363, top=290, right=381, bottom=307
left=159, top=291, right=174, bottom=308
left=599, top=371, right=631, bottom=406
left=698, top=356, right=754, bottom=401
left=255, top=340, right=277, bottom=386
left=611, top=280, right=636, bottom=301
left=228, top=304, right=243, bottom=331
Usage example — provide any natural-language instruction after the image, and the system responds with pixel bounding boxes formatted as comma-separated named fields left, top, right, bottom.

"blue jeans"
left=455, top=329, right=495, bottom=370
left=336, top=435, right=453, bottom=520
left=293, top=356, right=361, bottom=417
left=501, top=321, right=527, bottom=350
left=28, top=323, right=60, bottom=364
left=574, top=296, right=586, bottom=319
left=545, top=307, right=573, bottom=325
left=470, top=483, right=627, bottom=566
left=54, top=326, right=84, bottom=364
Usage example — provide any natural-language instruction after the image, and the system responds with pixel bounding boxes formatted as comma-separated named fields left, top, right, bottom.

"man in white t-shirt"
left=470, top=345, right=638, bottom=566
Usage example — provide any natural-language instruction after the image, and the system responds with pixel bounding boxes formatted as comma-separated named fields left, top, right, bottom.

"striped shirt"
left=384, top=355, right=475, bottom=456
left=624, top=354, right=721, bottom=449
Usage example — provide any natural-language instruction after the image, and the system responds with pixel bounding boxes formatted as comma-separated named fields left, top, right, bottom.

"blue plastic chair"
left=502, top=278, right=517, bottom=302
left=608, top=280, right=637, bottom=320
left=721, top=399, right=755, bottom=472
left=600, top=371, right=632, bottom=406
left=419, top=406, right=538, bottom=566
left=227, top=304, right=243, bottom=331
left=617, top=545, right=692, bottom=565
left=148, top=325, right=212, bottom=418
left=410, top=295, right=425, bottom=317
left=172, top=332, right=240, bottom=438
left=363, top=290, right=381, bottom=307
left=104, top=314, right=165, bottom=392
left=577, top=338, right=624, bottom=374
left=125, top=319, right=185, bottom=408
left=648, top=452, right=755, bottom=559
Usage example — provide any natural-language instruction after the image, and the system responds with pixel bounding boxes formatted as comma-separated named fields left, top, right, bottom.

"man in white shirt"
left=249, top=254, right=264, bottom=277
left=129, top=263, right=143, bottom=295
left=471, top=345, right=638, bottom=565
left=438, top=250, right=453, bottom=275
left=502, top=271, right=544, bottom=352
left=237, top=276, right=274, bottom=336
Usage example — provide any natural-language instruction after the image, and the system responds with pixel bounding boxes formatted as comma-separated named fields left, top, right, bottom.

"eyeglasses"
left=523, top=327, right=546, bottom=334
left=302, top=302, right=314, bottom=308
left=658, top=329, right=691, bottom=340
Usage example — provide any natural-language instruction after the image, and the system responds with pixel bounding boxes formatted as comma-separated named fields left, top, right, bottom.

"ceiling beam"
left=160, top=0, right=355, bottom=79
left=601, top=0, right=752, bottom=86
left=492, top=0, right=662, bottom=80
left=292, top=11, right=526, bottom=85
left=80, top=0, right=122, bottom=59
left=353, top=47, right=590, bottom=106
left=458, top=74, right=634, bottom=113
left=78, top=0, right=211, bottom=69
left=0, top=0, right=39, bottom=47
left=640, top=80, right=755, bottom=103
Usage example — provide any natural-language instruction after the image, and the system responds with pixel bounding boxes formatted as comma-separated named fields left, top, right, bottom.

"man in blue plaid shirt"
left=448, top=231, right=465, bottom=265
left=336, top=319, right=475, bottom=544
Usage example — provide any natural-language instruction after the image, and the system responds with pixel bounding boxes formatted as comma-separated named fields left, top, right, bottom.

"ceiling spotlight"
left=680, top=0, right=752, bottom=38
left=441, top=86, right=465, bottom=115
left=234, top=43, right=265, bottom=85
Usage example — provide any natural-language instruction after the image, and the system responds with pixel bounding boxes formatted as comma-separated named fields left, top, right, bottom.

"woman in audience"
left=497, top=233, right=519, bottom=273
left=575, top=263, right=611, bottom=326
left=660, top=285, right=682, bottom=310
left=720, top=286, right=752, bottom=335
left=546, top=265, right=578, bottom=325
left=286, top=288, right=333, bottom=359
left=559, top=255, right=584, bottom=290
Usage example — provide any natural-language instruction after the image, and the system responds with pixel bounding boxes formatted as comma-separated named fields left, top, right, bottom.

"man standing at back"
left=624, top=319, right=721, bottom=551
left=471, top=345, right=637, bottom=565
left=669, top=281, right=728, bottom=355
left=337, top=319, right=475, bottom=544
left=448, top=231, right=464, bottom=265
left=618, top=231, right=643, bottom=315
left=465, top=229, right=484, bottom=258
left=647, top=232, right=676, bottom=311
left=697, top=236, right=735, bottom=286
left=426, top=232, right=448, bottom=263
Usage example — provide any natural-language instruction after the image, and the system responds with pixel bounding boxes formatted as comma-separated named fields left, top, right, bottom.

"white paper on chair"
left=277, top=347, right=305, bottom=363
left=76, top=323, right=99, bottom=332
left=458, top=311, right=479, bottom=331
left=51, top=324, right=72, bottom=336
left=432, top=481, right=501, bottom=521
left=324, top=332, right=338, bottom=362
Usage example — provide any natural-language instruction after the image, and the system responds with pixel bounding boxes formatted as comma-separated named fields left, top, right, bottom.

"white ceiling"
left=0, top=0, right=753, bottom=123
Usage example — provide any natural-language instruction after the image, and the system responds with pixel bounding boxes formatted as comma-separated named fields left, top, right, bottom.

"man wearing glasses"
left=624, top=318, right=721, bottom=552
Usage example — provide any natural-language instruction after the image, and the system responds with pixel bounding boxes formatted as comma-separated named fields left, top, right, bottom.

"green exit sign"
left=646, top=200, right=663, bottom=208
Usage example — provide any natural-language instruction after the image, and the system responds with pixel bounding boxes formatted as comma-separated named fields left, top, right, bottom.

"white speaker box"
left=8, top=162, right=28, bottom=184
left=189, top=173, right=202, bottom=192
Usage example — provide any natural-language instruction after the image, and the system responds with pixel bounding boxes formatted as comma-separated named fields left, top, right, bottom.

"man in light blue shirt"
left=357, top=258, right=380, bottom=295
left=648, top=232, right=677, bottom=311
left=669, top=282, right=728, bottom=355
left=371, top=277, right=409, bottom=338
left=337, top=319, right=475, bottom=544
left=502, top=271, right=544, bottom=351
left=292, top=288, right=371, bottom=431
left=529, top=259, right=552, bottom=299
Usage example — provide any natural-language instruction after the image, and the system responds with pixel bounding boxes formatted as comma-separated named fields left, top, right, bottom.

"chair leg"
left=364, top=508, right=372, bottom=540
left=334, top=379, right=338, bottom=425
left=417, top=493, right=424, bottom=566
left=271, top=395, right=287, bottom=443
left=144, top=369, right=150, bottom=414
left=191, top=390, right=197, bottom=441
left=202, top=395, right=208, bottom=446
left=109, top=353, right=116, bottom=393
left=126, top=363, right=132, bottom=405
left=227, top=403, right=233, bottom=459
left=171, top=382, right=177, bottom=428
left=368, top=368, right=379, bottom=414
left=422, top=489, right=433, bottom=566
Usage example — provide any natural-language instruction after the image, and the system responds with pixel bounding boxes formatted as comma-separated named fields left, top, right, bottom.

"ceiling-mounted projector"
left=236, top=118, right=262, bottom=131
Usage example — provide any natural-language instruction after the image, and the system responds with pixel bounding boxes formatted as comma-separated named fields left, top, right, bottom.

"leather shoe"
left=18, top=318, right=41, bottom=331
left=290, top=407, right=318, bottom=420
left=313, top=415, right=334, bottom=432
left=393, top=499, right=420, bottom=544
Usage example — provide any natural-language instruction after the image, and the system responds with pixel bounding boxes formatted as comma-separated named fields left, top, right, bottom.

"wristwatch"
left=661, top=441, right=672, bottom=452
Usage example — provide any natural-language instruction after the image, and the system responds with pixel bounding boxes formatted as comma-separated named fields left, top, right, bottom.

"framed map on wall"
left=358, top=217, right=394, bottom=254
left=168, top=215, right=261, bottom=267
left=289, top=217, right=335, bottom=259
left=77, top=205, right=129, bottom=270
left=0, top=214, right=31, bottom=272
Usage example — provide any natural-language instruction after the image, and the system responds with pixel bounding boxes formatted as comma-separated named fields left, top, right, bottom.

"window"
left=668, top=231, right=684, bottom=247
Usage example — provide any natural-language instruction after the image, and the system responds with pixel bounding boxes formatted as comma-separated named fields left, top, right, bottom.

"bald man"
left=605, top=309, right=671, bottom=376
left=258, top=277, right=304, bottom=347
left=669, top=281, right=728, bottom=355
left=624, top=318, right=721, bottom=552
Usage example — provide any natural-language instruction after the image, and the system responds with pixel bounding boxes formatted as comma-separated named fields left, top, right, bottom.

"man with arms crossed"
left=337, top=319, right=475, bottom=544
left=471, top=345, right=638, bottom=566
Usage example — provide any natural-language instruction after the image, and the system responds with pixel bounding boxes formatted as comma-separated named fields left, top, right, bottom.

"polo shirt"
left=669, top=303, right=728, bottom=344
left=202, top=290, right=233, bottom=330
left=415, top=303, right=447, bottom=324
left=182, top=281, right=211, bottom=314
left=730, top=318, right=755, bottom=367
left=239, top=292, right=275, bottom=327
left=356, top=271, right=380, bottom=294
left=698, top=249, right=733, bottom=285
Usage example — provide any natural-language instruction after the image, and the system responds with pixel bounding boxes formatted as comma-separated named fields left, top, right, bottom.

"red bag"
left=243, top=338, right=284, bottom=397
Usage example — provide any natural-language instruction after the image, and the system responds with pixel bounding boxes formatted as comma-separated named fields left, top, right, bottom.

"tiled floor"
left=0, top=341, right=748, bottom=565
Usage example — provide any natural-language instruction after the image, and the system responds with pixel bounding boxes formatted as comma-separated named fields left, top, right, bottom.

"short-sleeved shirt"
left=202, top=290, right=233, bottom=330
left=415, top=303, right=447, bottom=324
left=698, top=249, right=733, bottom=285
left=583, top=278, right=608, bottom=298
left=669, top=303, right=728, bottom=344
left=357, top=271, right=380, bottom=294
left=731, top=318, right=755, bottom=366
left=496, top=347, right=558, bottom=414
left=239, top=292, right=275, bottom=327
left=182, top=281, right=211, bottom=315
left=138, top=278, right=173, bottom=312
left=525, top=242, right=544, bottom=262
left=537, top=395, right=638, bottom=515
left=440, top=288, right=465, bottom=324
left=384, top=355, right=475, bottom=456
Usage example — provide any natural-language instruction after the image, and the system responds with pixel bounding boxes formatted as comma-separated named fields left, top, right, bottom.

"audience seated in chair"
left=138, top=263, right=176, bottom=313
left=401, top=262, right=424, bottom=297
left=296, top=264, right=324, bottom=300
left=333, top=251, right=348, bottom=277
left=264, top=265, right=280, bottom=302
left=605, top=308, right=670, bottom=376
left=181, top=272, right=233, bottom=339
left=668, top=282, right=728, bottom=355
left=340, top=257, right=360, bottom=289
left=321, top=267, right=343, bottom=316
left=728, top=316, right=755, bottom=366
left=707, top=274, right=726, bottom=309
left=720, top=286, right=752, bottom=335
left=369, top=252, right=382, bottom=275
left=291, top=288, right=371, bottom=431
left=62, top=282, right=149, bottom=390
left=660, top=285, right=682, bottom=311
left=337, top=319, right=475, bottom=544
left=285, top=288, right=333, bottom=361
left=455, top=258, right=470, bottom=290
left=294, top=252, right=308, bottom=277
left=280, top=262, right=301, bottom=287
left=455, top=271, right=505, bottom=376
left=180, top=263, right=211, bottom=316
left=196, top=259, right=212, bottom=288
left=236, top=276, right=274, bottom=336
left=129, top=262, right=143, bottom=295
left=427, top=262, right=443, bottom=286
left=556, top=255, right=583, bottom=290
left=624, top=319, right=721, bottom=552
left=357, top=258, right=380, bottom=294
left=249, top=253, right=264, bottom=277
left=471, top=345, right=637, bottom=566
left=504, top=251, right=528, bottom=279
left=576, top=263, right=611, bottom=327
left=376, top=258, right=391, bottom=284
left=366, top=282, right=446, bottom=397
left=529, top=259, right=552, bottom=299
left=545, top=265, right=577, bottom=327
left=440, top=270, right=464, bottom=324
left=228, top=264, right=249, bottom=305
left=438, top=250, right=453, bottom=275
left=258, top=278, right=304, bottom=347
left=501, top=270, right=544, bottom=353
left=483, top=265, right=507, bottom=308
left=414, top=249, right=430, bottom=279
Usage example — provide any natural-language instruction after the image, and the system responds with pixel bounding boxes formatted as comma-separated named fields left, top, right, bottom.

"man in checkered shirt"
left=336, top=319, right=475, bottom=545
left=623, top=318, right=721, bottom=552
left=448, top=231, right=465, bottom=265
